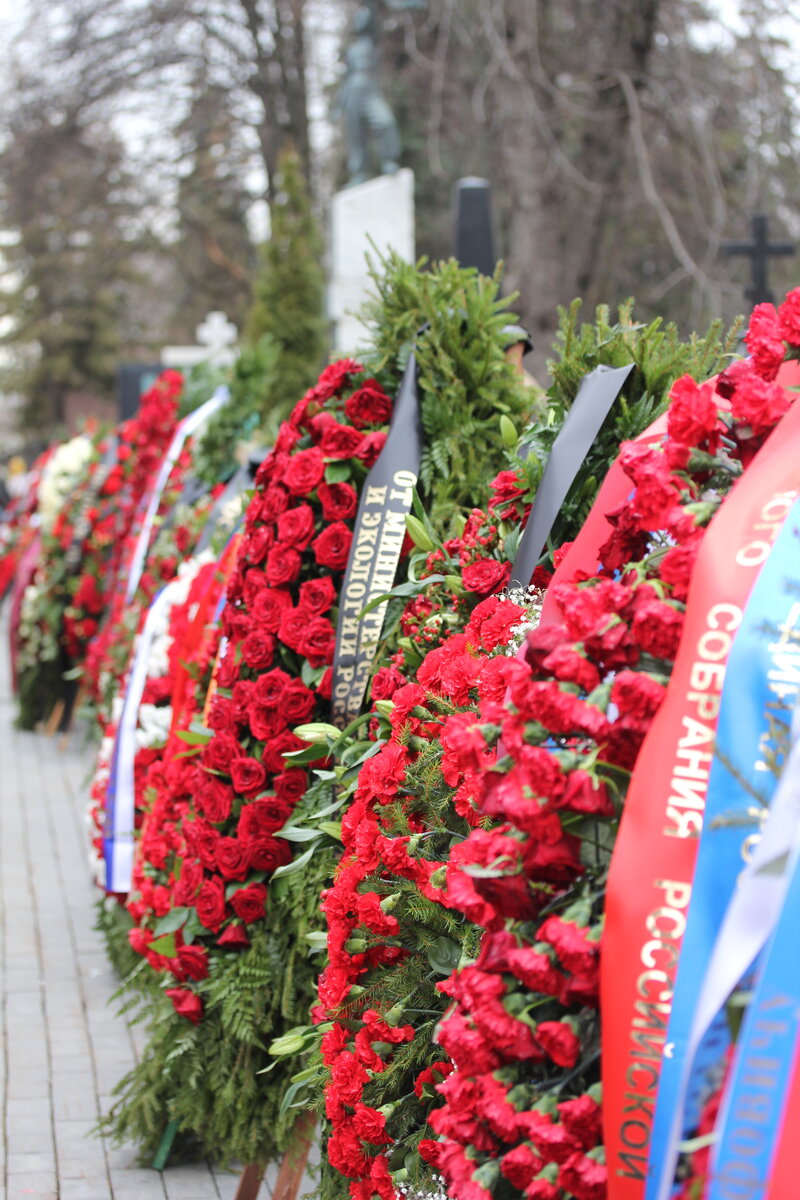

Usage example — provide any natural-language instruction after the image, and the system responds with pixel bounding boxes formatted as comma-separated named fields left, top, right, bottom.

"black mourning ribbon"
left=510, top=362, right=634, bottom=588
left=331, top=351, right=423, bottom=729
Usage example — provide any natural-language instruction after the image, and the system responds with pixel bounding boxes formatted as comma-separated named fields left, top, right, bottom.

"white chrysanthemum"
left=500, top=583, right=545, bottom=654
left=136, top=703, right=172, bottom=748
left=38, top=434, right=93, bottom=532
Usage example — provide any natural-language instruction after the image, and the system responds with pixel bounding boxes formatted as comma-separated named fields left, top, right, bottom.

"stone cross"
left=161, top=311, right=239, bottom=370
left=723, top=214, right=794, bottom=306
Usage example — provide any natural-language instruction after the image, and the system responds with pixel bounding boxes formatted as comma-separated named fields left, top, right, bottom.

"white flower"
left=38, top=434, right=93, bottom=532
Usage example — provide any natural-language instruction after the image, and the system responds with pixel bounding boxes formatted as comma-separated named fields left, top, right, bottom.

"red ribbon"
left=602, top=377, right=800, bottom=1199
left=168, top=534, right=242, bottom=746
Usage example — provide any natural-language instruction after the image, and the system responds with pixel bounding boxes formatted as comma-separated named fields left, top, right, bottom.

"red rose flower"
left=312, top=522, right=353, bottom=570
left=280, top=679, right=316, bottom=723
left=240, top=631, right=275, bottom=671
left=245, top=525, right=275, bottom=565
left=166, top=987, right=204, bottom=1025
left=319, top=422, right=366, bottom=459
left=175, top=944, right=209, bottom=982
left=462, top=558, right=510, bottom=595
left=278, top=607, right=312, bottom=653
left=218, top=922, right=250, bottom=948
left=283, top=447, right=325, bottom=496
left=215, top=836, right=251, bottom=881
left=254, top=667, right=291, bottom=705
left=202, top=733, right=239, bottom=774
left=298, top=575, right=337, bottom=614
left=195, top=876, right=227, bottom=931
left=251, top=587, right=293, bottom=633
left=344, top=381, right=392, bottom=429
left=356, top=431, right=387, bottom=466
left=238, top=797, right=293, bottom=839
left=274, top=769, right=308, bottom=804
left=247, top=703, right=287, bottom=741
left=277, top=503, right=316, bottom=549
left=262, top=730, right=307, bottom=773
left=229, top=756, right=268, bottom=796
left=230, top=882, right=269, bottom=923
left=298, top=616, right=336, bottom=667
left=245, top=835, right=293, bottom=873
left=265, top=545, right=302, bottom=587
left=318, top=481, right=358, bottom=522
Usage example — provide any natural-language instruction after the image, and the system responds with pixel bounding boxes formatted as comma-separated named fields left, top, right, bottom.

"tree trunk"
left=485, top=0, right=662, bottom=377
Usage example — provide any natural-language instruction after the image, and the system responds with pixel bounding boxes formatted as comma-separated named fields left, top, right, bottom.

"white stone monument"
left=161, top=311, right=239, bottom=371
left=328, top=168, right=414, bottom=354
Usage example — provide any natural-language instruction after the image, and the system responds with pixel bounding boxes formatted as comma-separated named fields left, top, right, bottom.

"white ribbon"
left=124, top=387, right=229, bottom=602
left=106, top=584, right=178, bottom=893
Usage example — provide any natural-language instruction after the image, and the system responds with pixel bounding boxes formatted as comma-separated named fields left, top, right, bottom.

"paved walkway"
left=0, top=609, right=254, bottom=1200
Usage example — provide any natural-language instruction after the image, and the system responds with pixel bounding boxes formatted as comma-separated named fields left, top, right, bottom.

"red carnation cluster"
left=319, top=291, right=800, bottom=1200
left=61, top=371, right=183, bottom=671
left=424, top=322, right=800, bottom=1200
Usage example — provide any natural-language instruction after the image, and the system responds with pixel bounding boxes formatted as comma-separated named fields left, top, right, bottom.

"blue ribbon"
left=646, top=497, right=800, bottom=1200
left=708, top=803, right=800, bottom=1199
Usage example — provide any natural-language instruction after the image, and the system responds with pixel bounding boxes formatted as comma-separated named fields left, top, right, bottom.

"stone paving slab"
left=0, top=609, right=253, bottom=1200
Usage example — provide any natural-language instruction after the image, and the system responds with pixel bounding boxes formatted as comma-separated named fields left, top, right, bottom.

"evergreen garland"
left=245, top=146, right=328, bottom=429
left=359, top=252, right=535, bottom=531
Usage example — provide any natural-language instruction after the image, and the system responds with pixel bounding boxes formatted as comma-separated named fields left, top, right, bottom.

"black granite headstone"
left=454, top=177, right=495, bottom=276
left=117, top=363, right=162, bottom=422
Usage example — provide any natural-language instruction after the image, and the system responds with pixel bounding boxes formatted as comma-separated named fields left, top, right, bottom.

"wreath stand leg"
left=235, top=1110, right=316, bottom=1200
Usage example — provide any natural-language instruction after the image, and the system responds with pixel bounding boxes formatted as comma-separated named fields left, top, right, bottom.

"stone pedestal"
left=328, top=169, right=414, bottom=354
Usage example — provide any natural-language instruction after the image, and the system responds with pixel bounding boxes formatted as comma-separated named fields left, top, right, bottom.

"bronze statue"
left=338, top=0, right=425, bottom=187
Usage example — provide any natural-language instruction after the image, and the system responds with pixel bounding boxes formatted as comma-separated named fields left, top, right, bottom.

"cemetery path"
left=0, top=607, right=256, bottom=1200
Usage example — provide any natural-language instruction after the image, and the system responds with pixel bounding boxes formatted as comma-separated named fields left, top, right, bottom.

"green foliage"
left=100, top=775, right=340, bottom=1165
left=515, top=298, right=744, bottom=560
left=360, top=250, right=539, bottom=531
left=192, top=336, right=282, bottom=486
left=245, top=147, right=327, bottom=428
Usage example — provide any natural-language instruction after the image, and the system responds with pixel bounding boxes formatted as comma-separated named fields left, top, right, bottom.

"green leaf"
left=357, top=574, right=447, bottom=619
left=427, top=936, right=463, bottom=975
left=318, top=820, right=342, bottom=840
left=324, top=462, right=352, bottom=483
left=147, top=933, right=177, bottom=958
left=276, top=827, right=320, bottom=843
left=271, top=844, right=316, bottom=879
left=153, top=907, right=190, bottom=935
left=282, top=743, right=331, bottom=765
left=176, top=728, right=212, bottom=746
